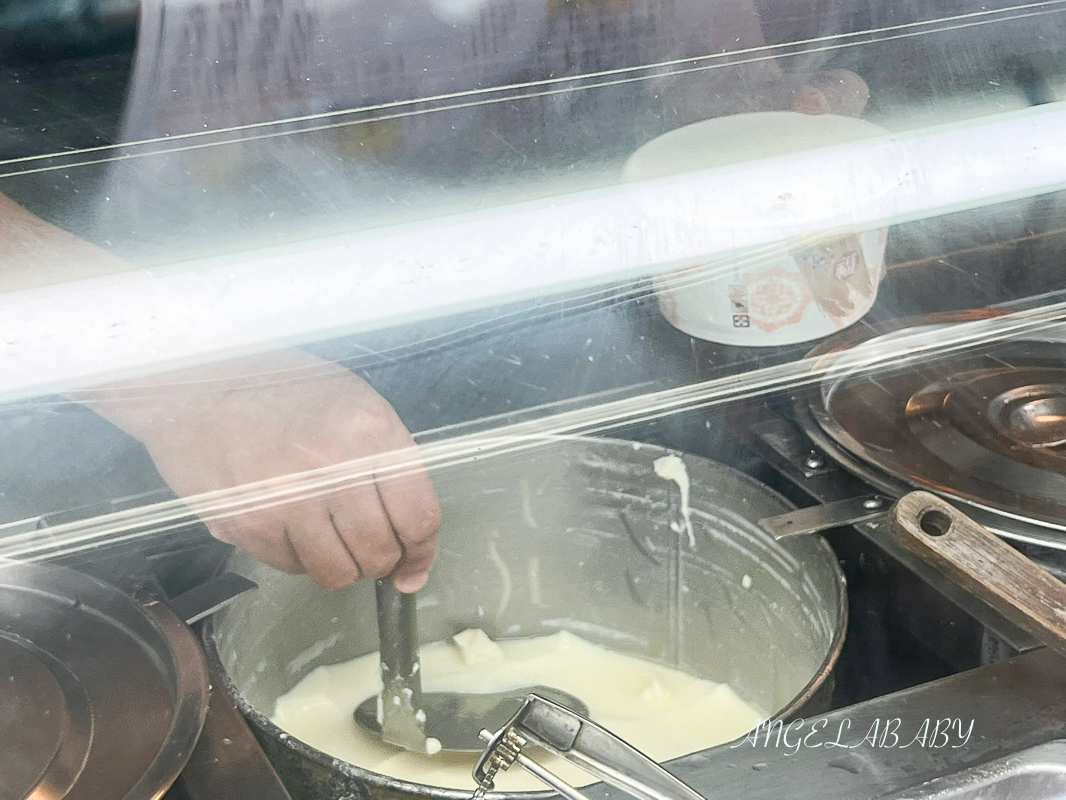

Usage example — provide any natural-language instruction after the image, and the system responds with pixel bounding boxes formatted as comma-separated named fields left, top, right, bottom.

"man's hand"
left=1, top=192, right=439, bottom=590
left=82, top=350, right=441, bottom=592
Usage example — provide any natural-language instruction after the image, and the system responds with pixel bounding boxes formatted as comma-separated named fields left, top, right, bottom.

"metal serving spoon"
left=354, top=579, right=588, bottom=753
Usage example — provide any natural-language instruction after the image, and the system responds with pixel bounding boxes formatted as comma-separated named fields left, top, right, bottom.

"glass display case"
left=3, top=0, right=1066, bottom=797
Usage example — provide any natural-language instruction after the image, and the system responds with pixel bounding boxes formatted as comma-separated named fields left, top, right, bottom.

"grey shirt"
left=98, top=0, right=823, bottom=257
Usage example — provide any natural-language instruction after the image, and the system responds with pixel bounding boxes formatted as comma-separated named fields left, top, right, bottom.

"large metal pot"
left=204, top=437, right=846, bottom=800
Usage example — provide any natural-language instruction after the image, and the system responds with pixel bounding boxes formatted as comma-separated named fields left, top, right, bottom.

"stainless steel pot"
left=203, top=437, right=846, bottom=800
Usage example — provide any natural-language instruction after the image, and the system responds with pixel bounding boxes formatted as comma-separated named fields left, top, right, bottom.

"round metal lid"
left=797, top=311, right=1066, bottom=549
left=0, top=560, right=209, bottom=800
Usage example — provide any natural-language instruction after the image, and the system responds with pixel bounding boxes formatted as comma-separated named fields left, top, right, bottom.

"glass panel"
left=2, top=0, right=1066, bottom=784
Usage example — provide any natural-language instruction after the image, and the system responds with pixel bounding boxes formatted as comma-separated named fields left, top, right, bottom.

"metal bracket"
left=749, top=416, right=837, bottom=479
left=759, top=495, right=891, bottom=540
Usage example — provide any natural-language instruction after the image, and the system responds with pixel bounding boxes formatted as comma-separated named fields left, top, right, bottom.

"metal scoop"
left=354, top=579, right=588, bottom=753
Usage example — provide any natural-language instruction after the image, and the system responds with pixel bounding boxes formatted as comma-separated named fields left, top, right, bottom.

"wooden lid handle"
left=890, top=491, right=1066, bottom=658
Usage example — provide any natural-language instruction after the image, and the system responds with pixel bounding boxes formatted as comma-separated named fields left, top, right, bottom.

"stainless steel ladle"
left=354, top=579, right=588, bottom=753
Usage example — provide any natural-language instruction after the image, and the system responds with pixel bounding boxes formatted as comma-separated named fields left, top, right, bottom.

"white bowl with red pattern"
left=624, top=112, right=889, bottom=347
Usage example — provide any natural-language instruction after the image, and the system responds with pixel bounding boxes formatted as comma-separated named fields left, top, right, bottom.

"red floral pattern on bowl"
left=743, top=266, right=814, bottom=333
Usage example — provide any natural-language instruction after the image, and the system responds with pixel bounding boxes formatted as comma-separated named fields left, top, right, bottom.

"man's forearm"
left=0, top=192, right=135, bottom=292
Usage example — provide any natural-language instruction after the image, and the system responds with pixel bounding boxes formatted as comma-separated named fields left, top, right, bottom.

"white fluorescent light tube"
left=2, top=101, right=1066, bottom=401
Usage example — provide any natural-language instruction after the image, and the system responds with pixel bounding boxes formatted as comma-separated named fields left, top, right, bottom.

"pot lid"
left=797, top=311, right=1066, bottom=548
left=0, top=560, right=209, bottom=800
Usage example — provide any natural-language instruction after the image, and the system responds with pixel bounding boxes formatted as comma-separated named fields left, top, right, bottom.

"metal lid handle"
left=473, top=695, right=705, bottom=800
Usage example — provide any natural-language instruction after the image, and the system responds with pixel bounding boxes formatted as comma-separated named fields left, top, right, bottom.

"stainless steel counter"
left=618, top=646, right=1066, bottom=800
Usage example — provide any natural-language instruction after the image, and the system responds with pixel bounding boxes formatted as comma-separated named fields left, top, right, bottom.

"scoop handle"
left=376, top=578, right=423, bottom=694
left=890, top=491, right=1066, bottom=656
left=375, top=578, right=429, bottom=751
left=477, top=694, right=706, bottom=800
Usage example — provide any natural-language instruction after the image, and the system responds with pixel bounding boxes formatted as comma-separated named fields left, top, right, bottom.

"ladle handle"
left=375, top=579, right=423, bottom=698
left=477, top=694, right=705, bottom=800
left=890, top=492, right=1066, bottom=657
